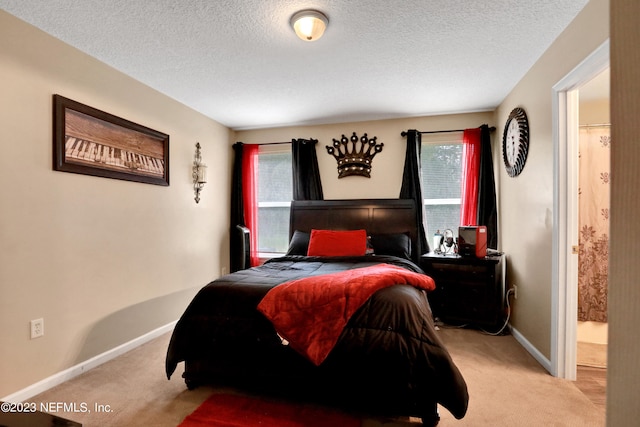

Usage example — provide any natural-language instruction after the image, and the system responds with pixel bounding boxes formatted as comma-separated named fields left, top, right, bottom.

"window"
left=421, top=134, right=463, bottom=239
left=257, top=144, right=292, bottom=254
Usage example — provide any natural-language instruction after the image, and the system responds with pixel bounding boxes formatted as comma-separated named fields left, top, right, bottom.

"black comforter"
left=166, top=255, right=468, bottom=420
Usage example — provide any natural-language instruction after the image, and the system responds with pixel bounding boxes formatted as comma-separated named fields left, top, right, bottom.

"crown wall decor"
left=326, top=132, right=384, bottom=178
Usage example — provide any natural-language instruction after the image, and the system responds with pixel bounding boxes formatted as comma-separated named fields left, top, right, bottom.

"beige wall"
left=495, top=0, right=609, bottom=358
left=579, top=98, right=611, bottom=125
left=235, top=112, right=494, bottom=199
left=608, top=0, right=640, bottom=424
left=0, top=11, right=232, bottom=397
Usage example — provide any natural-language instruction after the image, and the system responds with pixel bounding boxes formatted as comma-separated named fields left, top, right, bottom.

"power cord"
left=481, top=287, right=515, bottom=336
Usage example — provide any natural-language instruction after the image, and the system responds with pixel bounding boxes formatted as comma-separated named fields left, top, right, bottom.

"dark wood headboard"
left=290, top=199, right=419, bottom=260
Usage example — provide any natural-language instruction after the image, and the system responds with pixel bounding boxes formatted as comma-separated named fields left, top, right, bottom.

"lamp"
left=192, top=142, right=207, bottom=203
left=290, top=10, right=328, bottom=41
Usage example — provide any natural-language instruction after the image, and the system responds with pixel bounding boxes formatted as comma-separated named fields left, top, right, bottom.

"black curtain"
left=292, top=138, right=324, bottom=201
left=230, top=142, right=245, bottom=272
left=400, top=129, right=429, bottom=259
left=477, top=125, right=498, bottom=248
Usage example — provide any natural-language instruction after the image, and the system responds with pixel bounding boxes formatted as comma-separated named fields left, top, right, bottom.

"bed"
left=165, top=199, right=468, bottom=426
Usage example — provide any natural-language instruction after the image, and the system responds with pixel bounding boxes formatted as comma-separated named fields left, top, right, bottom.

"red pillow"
left=307, top=229, right=368, bottom=257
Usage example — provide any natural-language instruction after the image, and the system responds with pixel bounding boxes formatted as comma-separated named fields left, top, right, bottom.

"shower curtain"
left=578, top=126, right=610, bottom=322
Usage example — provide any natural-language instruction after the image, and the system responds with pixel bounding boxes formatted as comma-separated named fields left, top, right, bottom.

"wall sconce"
left=290, top=10, right=329, bottom=41
left=192, top=142, right=207, bottom=203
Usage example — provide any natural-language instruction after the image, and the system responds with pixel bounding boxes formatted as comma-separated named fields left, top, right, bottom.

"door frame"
left=551, top=40, right=609, bottom=379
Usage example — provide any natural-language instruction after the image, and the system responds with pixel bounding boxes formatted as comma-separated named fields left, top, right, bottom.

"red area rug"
left=178, top=393, right=361, bottom=427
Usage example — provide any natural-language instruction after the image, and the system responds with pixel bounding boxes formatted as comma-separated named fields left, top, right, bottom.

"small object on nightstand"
left=433, top=230, right=443, bottom=254
left=458, top=226, right=487, bottom=258
left=435, top=229, right=456, bottom=255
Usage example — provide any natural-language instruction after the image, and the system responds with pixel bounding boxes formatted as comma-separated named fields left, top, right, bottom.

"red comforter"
left=257, top=263, right=436, bottom=365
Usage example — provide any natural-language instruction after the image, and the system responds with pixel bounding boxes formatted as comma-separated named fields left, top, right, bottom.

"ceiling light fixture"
left=290, top=10, right=328, bottom=42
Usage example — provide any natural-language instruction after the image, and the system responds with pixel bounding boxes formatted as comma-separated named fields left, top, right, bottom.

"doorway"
left=572, top=68, right=609, bottom=412
left=576, top=69, right=609, bottom=369
left=551, top=40, right=609, bottom=380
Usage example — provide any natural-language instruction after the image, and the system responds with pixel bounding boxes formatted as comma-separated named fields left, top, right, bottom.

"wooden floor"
left=575, top=365, right=607, bottom=412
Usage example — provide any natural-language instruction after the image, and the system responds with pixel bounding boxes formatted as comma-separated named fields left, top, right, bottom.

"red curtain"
left=460, top=128, right=481, bottom=226
left=242, top=144, right=260, bottom=267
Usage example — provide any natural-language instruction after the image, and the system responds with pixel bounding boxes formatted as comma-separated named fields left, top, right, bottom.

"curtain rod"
left=401, top=125, right=496, bottom=137
left=237, top=138, right=318, bottom=146
left=248, top=141, right=291, bottom=146
left=579, top=123, right=611, bottom=128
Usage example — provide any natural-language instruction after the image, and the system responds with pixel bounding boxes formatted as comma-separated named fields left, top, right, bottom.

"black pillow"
left=285, top=230, right=310, bottom=255
left=369, top=233, right=412, bottom=260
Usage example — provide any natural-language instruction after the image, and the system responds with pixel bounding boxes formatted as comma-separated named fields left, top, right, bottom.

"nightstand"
left=421, top=252, right=506, bottom=329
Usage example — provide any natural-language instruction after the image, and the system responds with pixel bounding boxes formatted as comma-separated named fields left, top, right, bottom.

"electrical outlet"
left=512, top=285, right=518, bottom=300
left=30, top=318, right=44, bottom=339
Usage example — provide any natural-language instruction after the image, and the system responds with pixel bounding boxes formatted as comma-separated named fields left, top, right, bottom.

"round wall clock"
left=502, top=107, right=529, bottom=177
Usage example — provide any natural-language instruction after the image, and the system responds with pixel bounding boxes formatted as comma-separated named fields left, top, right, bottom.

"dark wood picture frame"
left=53, top=94, right=169, bottom=186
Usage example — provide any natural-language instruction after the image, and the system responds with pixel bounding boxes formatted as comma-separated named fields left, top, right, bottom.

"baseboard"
left=510, top=325, right=553, bottom=374
left=1, top=321, right=177, bottom=403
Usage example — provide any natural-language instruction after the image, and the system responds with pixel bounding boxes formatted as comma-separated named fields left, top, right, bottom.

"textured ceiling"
left=0, top=0, right=590, bottom=130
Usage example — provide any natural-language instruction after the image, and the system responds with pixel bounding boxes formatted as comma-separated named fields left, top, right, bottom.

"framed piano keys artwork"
left=53, top=94, right=169, bottom=186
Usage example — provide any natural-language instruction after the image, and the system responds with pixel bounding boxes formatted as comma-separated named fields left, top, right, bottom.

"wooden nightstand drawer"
left=421, top=253, right=505, bottom=328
